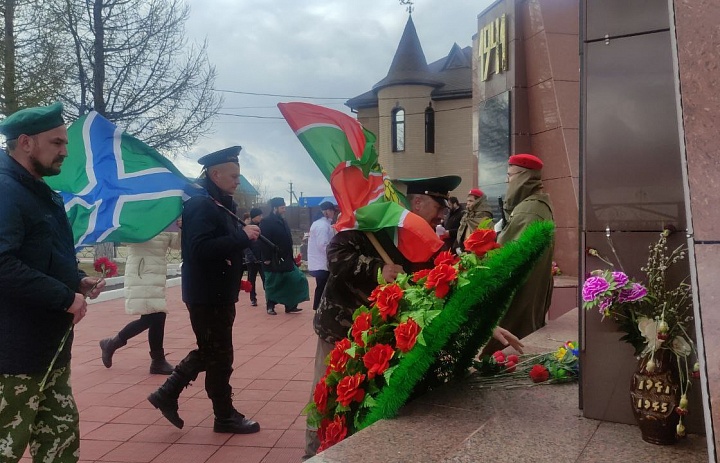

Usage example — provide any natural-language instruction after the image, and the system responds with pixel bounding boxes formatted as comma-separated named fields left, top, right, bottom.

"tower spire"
left=399, top=0, right=414, bottom=15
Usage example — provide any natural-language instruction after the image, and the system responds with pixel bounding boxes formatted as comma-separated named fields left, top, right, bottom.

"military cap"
left=269, top=197, right=285, bottom=208
left=468, top=188, right=484, bottom=198
left=0, top=102, right=65, bottom=140
left=319, top=201, right=337, bottom=211
left=250, top=207, right=263, bottom=219
left=399, top=175, right=462, bottom=206
left=509, top=153, right=543, bottom=170
left=197, top=145, right=241, bottom=168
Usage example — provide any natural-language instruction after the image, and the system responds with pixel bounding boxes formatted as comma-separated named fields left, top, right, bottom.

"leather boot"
left=149, top=349, right=174, bottom=375
left=213, top=409, right=260, bottom=434
left=147, top=371, right=189, bottom=429
left=99, top=336, right=126, bottom=368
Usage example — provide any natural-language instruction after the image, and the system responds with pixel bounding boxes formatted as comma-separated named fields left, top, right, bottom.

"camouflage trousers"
left=0, top=366, right=79, bottom=463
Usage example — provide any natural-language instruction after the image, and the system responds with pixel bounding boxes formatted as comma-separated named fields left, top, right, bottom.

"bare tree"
left=248, top=174, right=270, bottom=206
left=0, top=0, right=70, bottom=115
left=54, top=0, right=222, bottom=152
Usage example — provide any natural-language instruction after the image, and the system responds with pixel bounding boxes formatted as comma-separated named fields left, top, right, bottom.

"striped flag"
left=277, top=102, right=442, bottom=263
left=45, top=112, right=202, bottom=248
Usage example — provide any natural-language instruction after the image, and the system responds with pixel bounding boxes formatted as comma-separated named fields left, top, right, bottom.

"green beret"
left=0, top=102, right=65, bottom=140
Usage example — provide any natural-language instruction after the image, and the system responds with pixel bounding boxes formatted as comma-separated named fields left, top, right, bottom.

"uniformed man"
left=147, top=146, right=261, bottom=434
left=456, top=187, right=494, bottom=251
left=0, top=102, right=105, bottom=463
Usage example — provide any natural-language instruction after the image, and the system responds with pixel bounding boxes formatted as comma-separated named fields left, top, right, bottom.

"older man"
left=0, top=102, right=105, bottom=463
left=148, top=146, right=262, bottom=434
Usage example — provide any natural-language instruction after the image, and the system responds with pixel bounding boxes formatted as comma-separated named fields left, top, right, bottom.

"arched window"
left=425, top=104, right=435, bottom=153
left=391, top=107, right=405, bottom=152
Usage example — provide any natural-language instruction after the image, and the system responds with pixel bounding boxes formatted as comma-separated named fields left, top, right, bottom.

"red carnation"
left=464, top=229, right=501, bottom=257
left=505, top=360, right=517, bottom=373
left=336, top=373, right=366, bottom=407
left=529, top=364, right=550, bottom=383
left=328, top=338, right=352, bottom=373
left=317, top=415, right=348, bottom=452
left=507, top=354, right=519, bottom=364
left=395, top=318, right=421, bottom=353
left=313, top=378, right=330, bottom=413
left=362, top=344, right=394, bottom=379
left=351, top=312, right=372, bottom=347
left=239, top=280, right=252, bottom=293
left=424, top=263, right=458, bottom=299
left=93, top=256, right=118, bottom=277
left=371, top=283, right=404, bottom=321
left=433, top=250, right=460, bottom=267
left=411, top=268, right=432, bottom=283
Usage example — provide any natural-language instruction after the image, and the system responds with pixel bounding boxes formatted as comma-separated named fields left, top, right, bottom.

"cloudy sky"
left=175, top=0, right=492, bottom=202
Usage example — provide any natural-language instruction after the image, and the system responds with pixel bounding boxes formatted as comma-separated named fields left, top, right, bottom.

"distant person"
left=147, top=146, right=261, bottom=434
left=444, top=196, right=463, bottom=246
left=259, top=197, right=309, bottom=315
left=483, top=154, right=554, bottom=354
left=244, top=208, right=265, bottom=306
left=455, top=188, right=493, bottom=251
left=0, top=102, right=105, bottom=462
left=99, top=228, right=181, bottom=375
left=307, top=201, right=337, bottom=310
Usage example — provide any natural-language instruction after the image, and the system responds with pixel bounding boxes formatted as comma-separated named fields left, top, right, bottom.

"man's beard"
left=30, top=156, right=62, bottom=177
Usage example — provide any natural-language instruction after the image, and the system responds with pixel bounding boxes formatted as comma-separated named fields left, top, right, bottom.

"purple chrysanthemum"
left=611, top=271, right=629, bottom=287
left=582, top=276, right=610, bottom=302
left=618, top=282, right=647, bottom=302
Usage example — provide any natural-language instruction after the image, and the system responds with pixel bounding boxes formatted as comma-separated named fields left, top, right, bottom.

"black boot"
left=267, top=302, right=277, bottom=316
left=147, top=371, right=189, bottom=428
left=149, top=349, right=174, bottom=375
left=214, top=409, right=261, bottom=434
left=99, top=336, right=126, bottom=368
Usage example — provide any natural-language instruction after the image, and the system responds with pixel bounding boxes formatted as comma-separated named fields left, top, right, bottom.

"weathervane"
left=399, top=0, right=414, bottom=14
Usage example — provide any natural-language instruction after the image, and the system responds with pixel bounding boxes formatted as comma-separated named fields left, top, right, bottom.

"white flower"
left=638, top=317, right=664, bottom=354
left=671, top=336, right=692, bottom=357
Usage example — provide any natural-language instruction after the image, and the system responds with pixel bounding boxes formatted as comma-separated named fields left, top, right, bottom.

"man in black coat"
left=148, top=146, right=262, bottom=434
left=244, top=207, right=265, bottom=306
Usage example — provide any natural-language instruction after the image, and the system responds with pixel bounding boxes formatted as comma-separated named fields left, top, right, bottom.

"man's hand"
left=492, top=327, right=524, bottom=354
left=80, top=277, right=106, bottom=299
left=381, top=263, right=404, bottom=283
left=66, top=293, right=88, bottom=324
left=243, top=224, right=260, bottom=240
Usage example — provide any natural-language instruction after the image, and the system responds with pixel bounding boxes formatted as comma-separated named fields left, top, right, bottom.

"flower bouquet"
left=306, top=220, right=555, bottom=452
left=582, top=229, right=696, bottom=442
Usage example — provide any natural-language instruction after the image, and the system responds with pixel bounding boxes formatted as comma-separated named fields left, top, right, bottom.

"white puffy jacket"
left=124, top=232, right=180, bottom=315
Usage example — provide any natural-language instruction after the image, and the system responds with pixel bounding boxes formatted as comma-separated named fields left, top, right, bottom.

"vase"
left=629, top=351, right=680, bottom=445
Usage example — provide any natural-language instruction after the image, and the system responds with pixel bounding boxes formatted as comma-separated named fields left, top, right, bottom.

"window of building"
left=425, top=104, right=435, bottom=153
left=478, top=91, right=510, bottom=218
left=391, top=107, right=405, bottom=152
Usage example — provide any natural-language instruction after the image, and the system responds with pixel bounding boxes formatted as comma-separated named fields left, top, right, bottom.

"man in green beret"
left=0, top=102, right=106, bottom=462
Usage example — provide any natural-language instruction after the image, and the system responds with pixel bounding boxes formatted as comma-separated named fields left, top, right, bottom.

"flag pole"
left=364, top=232, right=394, bottom=265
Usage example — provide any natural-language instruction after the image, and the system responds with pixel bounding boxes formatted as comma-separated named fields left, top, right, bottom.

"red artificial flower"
left=294, top=253, right=303, bottom=266
left=433, top=250, right=460, bottom=267
left=93, top=257, right=119, bottom=277
left=411, top=268, right=432, bottom=283
left=351, top=312, right=372, bottom=347
left=317, top=415, right=348, bottom=452
left=464, top=229, right=501, bottom=257
left=505, top=360, right=517, bottom=373
left=492, top=351, right=506, bottom=363
left=424, top=263, right=458, bottom=299
left=371, top=284, right=404, bottom=321
left=336, top=373, right=366, bottom=407
left=328, top=338, right=352, bottom=373
left=395, top=318, right=421, bottom=353
left=362, top=344, right=395, bottom=379
left=239, top=280, right=252, bottom=293
left=313, top=378, right=330, bottom=413
left=529, top=364, right=550, bottom=383
left=507, top=354, right=519, bottom=364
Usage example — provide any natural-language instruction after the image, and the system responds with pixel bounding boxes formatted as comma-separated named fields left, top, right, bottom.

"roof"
left=346, top=18, right=472, bottom=110
left=237, top=175, right=258, bottom=196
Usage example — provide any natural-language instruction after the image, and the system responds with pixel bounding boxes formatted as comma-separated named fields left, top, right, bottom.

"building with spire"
left=346, top=16, right=475, bottom=196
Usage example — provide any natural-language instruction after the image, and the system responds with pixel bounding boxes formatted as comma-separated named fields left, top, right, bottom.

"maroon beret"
left=468, top=188, right=484, bottom=197
left=508, top=153, right=543, bottom=170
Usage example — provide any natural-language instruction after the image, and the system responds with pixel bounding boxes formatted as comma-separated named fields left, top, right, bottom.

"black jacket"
left=0, top=152, right=83, bottom=374
left=259, top=212, right=295, bottom=272
left=181, top=178, right=252, bottom=304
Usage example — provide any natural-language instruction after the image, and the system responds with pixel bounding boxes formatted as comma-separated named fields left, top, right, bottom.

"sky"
left=175, top=0, right=492, bottom=203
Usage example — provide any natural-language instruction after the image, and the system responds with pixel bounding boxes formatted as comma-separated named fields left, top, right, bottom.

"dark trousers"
left=247, top=262, right=265, bottom=302
left=175, top=303, right=236, bottom=418
left=309, top=270, right=330, bottom=310
left=118, top=312, right=167, bottom=351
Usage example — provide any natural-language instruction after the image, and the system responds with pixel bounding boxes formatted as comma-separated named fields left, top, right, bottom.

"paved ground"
left=22, top=282, right=318, bottom=463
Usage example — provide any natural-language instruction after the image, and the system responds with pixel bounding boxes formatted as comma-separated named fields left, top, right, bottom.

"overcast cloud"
left=175, top=0, right=491, bottom=202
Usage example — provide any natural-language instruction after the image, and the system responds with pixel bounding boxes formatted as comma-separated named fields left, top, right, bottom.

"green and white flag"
left=46, top=111, right=202, bottom=248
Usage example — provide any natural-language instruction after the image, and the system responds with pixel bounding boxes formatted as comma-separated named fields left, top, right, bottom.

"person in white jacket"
left=307, top=201, right=336, bottom=310
left=99, top=229, right=180, bottom=374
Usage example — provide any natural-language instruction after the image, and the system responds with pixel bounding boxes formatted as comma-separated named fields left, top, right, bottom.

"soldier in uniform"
left=0, top=102, right=105, bottom=462
left=147, top=146, right=261, bottom=434
left=455, top=187, right=494, bottom=251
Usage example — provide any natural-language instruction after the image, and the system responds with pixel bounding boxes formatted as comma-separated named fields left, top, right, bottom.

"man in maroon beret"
left=483, top=153, right=554, bottom=354
left=455, top=187, right=493, bottom=251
